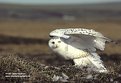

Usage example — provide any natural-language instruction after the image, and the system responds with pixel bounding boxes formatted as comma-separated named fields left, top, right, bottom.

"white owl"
left=48, top=28, right=111, bottom=73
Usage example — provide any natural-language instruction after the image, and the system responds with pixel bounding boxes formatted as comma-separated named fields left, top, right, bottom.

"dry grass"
left=0, top=20, right=121, bottom=39
left=0, top=52, right=121, bottom=82
left=0, top=20, right=121, bottom=54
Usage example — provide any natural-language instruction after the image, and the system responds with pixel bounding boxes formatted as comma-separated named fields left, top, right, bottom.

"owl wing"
left=58, top=28, right=111, bottom=52
left=61, top=34, right=96, bottom=52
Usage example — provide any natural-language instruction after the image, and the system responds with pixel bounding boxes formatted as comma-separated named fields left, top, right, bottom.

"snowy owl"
left=48, top=28, right=111, bottom=73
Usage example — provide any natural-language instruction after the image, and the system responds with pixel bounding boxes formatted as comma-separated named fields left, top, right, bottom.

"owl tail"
left=87, top=53, right=108, bottom=73
left=94, top=37, right=111, bottom=51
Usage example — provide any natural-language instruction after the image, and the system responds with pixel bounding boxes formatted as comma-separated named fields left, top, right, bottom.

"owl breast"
left=53, top=41, right=88, bottom=60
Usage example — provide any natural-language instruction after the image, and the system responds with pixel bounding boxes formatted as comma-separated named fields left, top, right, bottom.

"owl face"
left=48, top=38, right=61, bottom=49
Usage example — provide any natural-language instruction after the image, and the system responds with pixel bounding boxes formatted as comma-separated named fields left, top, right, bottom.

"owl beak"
left=52, top=45, right=58, bottom=49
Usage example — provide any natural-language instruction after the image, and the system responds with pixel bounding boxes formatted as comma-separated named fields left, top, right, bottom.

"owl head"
left=48, top=38, right=62, bottom=49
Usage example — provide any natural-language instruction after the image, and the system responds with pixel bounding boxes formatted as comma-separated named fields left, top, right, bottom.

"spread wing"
left=50, top=28, right=111, bottom=52
left=58, top=28, right=111, bottom=52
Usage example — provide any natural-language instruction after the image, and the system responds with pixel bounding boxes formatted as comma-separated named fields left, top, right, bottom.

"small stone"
left=86, top=74, right=93, bottom=79
left=52, top=75, right=60, bottom=81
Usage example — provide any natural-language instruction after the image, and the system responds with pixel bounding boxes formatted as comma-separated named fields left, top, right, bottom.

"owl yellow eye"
left=58, top=41, right=61, bottom=43
left=52, top=41, right=55, bottom=44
